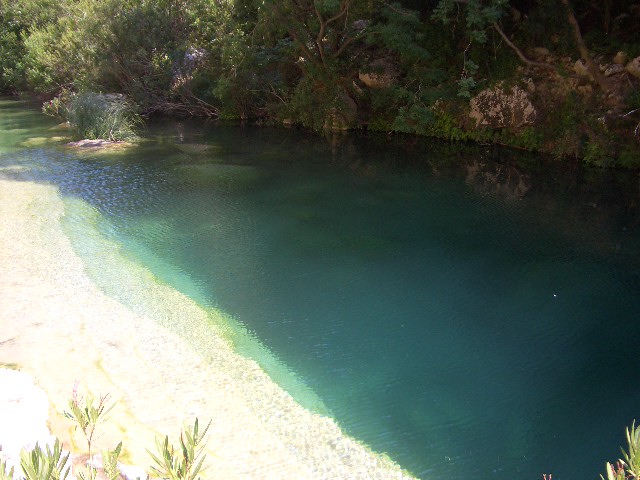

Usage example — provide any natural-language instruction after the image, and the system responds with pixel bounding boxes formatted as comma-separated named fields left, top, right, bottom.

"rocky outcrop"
left=613, top=51, right=628, bottom=65
left=358, top=59, right=398, bottom=89
left=469, top=83, right=537, bottom=130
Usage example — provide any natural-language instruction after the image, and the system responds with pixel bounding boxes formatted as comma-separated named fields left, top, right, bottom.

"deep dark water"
left=2, top=102, right=640, bottom=480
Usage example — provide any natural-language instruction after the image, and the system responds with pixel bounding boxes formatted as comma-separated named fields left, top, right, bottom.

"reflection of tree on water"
left=319, top=130, right=640, bottom=261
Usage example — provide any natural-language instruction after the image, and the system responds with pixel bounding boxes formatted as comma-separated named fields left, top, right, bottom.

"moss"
left=0, top=362, right=20, bottom=370
left=618, top=143, right=640, bottom=169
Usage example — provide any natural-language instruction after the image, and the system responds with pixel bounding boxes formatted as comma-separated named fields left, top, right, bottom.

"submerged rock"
left=174, top=164, right=265, bottom=190
left=174, top=143, right=220, bottom=155
left=67, top=139, right=129, bottom=148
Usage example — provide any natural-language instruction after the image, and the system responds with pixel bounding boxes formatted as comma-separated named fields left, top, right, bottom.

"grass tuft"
left=64, top=93, right=142, bottom=142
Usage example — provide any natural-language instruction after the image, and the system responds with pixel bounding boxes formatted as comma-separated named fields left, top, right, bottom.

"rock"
left=613, top=51, right=628, bottom=65
left=67, top=139, right=117, bottom=148
left=174, top=143, right=218, bottom=155
left=0, top=369, right=55, bottom=477
left=576, top=84, right=594, bottom=97
left=469, top=83, right=537, bottom=130
left=358, top=59, right=398, bottom=89
left=118, top=463, right=148, bottom=480
left=523, top=77, right=536, bottom=94
left=604, top=63, right=625, bottom=76
left=530, top=47, right=550, bottom=60
left=625, top=56, right=640, bottom=79
left=574, top=59, right=591, bottom=77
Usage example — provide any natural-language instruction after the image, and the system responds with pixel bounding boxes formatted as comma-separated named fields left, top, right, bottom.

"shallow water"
left=2, top=100, right=640, bottom=480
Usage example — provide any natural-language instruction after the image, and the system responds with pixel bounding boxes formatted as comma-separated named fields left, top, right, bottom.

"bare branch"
left=315, top=0, right=350, bottom=65
left=492, top=22, right=556, bottom=70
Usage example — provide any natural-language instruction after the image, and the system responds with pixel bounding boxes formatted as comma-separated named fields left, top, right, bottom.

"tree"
left=432, top=0, right=612, bottom=96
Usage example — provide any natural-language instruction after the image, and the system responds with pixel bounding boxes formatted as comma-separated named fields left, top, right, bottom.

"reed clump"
left=44, top=92, right=142, bottom=142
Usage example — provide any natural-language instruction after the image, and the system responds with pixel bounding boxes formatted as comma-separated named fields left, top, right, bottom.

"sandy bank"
left=0, top=177, right=415, bottom=479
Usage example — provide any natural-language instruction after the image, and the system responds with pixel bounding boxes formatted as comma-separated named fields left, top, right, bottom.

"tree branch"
left=315, top=0, right=350, bottom=65
left=492, top=22, right=556, bottom=70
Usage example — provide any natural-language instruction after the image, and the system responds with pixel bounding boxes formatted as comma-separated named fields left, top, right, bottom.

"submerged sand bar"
left=0, top=177, right=415, bottom=479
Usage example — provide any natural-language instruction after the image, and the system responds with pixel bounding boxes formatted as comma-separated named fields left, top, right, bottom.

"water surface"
left=2, top=100, right=640, bottom=480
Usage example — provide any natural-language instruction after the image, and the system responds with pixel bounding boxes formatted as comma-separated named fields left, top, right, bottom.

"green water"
left=2, top=100, right=640, bottom=480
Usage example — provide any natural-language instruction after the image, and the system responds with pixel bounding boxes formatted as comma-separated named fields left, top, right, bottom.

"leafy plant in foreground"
left=0, top=458, right=15, bottom=480
left=64, top=385, right=115, bottom=458
left=101, top=442, right=123, bottom=480
left=20, top=439, right=70, bottom=480
left=601, top=420, right=640, bottom=480
left=63, top=384, right=118, bottom=480
left=148, top=419, right=211, bottom=480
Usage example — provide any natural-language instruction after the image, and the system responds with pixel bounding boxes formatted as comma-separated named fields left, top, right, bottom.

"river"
left=1, top=99, right=640, bottom=480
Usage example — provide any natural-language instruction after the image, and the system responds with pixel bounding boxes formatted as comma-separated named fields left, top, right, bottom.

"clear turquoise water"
left=2, top=101, right=640, bottom=479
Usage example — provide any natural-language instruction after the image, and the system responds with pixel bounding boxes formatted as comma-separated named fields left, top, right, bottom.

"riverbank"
left=0, top=176, right=414, bottom=479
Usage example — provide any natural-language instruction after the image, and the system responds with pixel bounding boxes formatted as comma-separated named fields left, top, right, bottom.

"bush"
left=66, top=93, right=142, bottom=142
left=0, top=385, right=211, bottom=480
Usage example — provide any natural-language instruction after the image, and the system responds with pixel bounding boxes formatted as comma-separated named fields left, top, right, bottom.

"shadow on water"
left=2, top=99, right=640, bottom=480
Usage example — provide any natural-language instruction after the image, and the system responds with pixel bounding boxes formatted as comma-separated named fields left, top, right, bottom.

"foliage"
left=1, top=383, right=213, bottom=480
left=65, top=93, right=142, bottom=141
left=0, top=459, right=14, bottom=480
left=100, top=442, right=123, bottom=480
left=1, top=0, right=640, bottom=161
left=618, top=143, right=640, bottom=169
left=601, top=421, right=640, bottom=480
left=432, top=0, right=507, bottom=44
left=42, top=89, right=73, bottom=119
left=20, top=440, right=70, bottom=480
left=148, top=419, right=211, bottom=480
left=63, top=385, right=116, bottom=459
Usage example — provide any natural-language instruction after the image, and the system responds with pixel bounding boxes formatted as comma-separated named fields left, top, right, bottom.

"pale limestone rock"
left=358, top=59, right=398, bottom=89
left=87, top=454, right=149, bottom=480
left=523, top=77, right=536, bottom=94
left=0, top=369, right=55, bottom=477
left=604, top=64, right=625, bottom=76
left=625, top=56, right=640, bottom=79
left=613, top=51, right=628, bottom=65
left=574, top=59, right=590, bottom=77
left=469, top=84, right=537, bottom=130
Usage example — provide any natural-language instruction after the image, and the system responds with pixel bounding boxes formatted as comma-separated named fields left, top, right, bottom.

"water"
left=2, top=99, right=640, bottom=479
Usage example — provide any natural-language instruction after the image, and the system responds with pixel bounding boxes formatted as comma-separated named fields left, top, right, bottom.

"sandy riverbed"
left=0, top=176, right=415, bottom=479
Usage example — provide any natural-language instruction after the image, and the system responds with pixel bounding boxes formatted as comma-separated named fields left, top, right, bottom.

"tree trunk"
left=560, top=0, right=611, bottom=95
